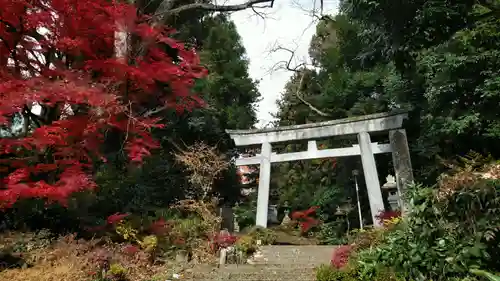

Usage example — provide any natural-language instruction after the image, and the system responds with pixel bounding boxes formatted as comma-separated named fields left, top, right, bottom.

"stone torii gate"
left=226, top=111, right=414, bottom=228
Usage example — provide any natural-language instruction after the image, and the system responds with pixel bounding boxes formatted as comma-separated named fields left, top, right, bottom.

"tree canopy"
left=0, top=0, right=260, bottom=231
left=271, top=0, right=500, bottom=229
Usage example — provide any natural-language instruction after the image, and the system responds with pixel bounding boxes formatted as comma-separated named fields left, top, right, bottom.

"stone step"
left=185, top=265, right=316, bottom=281
left=258, top=245, right=335, bottom=255
left=251, top=245, right=334, bottom=265
left=220, top=264, right=317, bottom=272
left=183, top=246, right=333, bottom=281
left=223, top=271, right=315, bottom=281
left=260, top=245, right=335, bottom=251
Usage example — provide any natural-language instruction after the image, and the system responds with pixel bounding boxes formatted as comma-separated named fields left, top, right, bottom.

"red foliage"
left=291, top=206, right=320, bottom=234
left=375, top=210, right=401, bottom=226
left=209, top=232, right=238, bottom=252
left=173, top=237, right=185, bottom=246
left=331, top=245, right=353, bottom=269
left=84, top=225, right=106, bottom=233
left=106, top=212, right=129, bottom=225
left=0, top=0, right=207, bottom=207
left=89, top=248, right=112, bottom=269
left=331, top=158, right=337, bottom=169
left=122, top=244, right=140, bottom=255
left=149, top=218, right=171, bottom=235
left=291, top=206, right=319, bottom=219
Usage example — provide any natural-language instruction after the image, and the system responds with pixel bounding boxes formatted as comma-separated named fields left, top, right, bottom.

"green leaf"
left=470, top=269, right=500, bottom=281
left=469, top=245, right=483, bottom=257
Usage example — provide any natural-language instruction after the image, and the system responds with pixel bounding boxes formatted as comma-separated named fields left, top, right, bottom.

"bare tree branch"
left=295, top=71, right=330, bottom=117
left=131, top=0, right=278, bottom=117
left=137, top=0, right=276, bottom=55
left=142, top=105, right=169, bottom=117
left=290, top=0, right=331, bottom=22
left=268, top=44, right=330, bottom=117
left=174, top=141, right=230, bottom=200
left=269, top=44, right=307, bottom=72
left=153, top=0, right=275, bottom=22
left=140, top=100, right=213, bottom=118
left=251, top=5, right=267, bottom=20
left=290, top=0, right=320, bottom=21
left=137, top=0, right=330, bottom=118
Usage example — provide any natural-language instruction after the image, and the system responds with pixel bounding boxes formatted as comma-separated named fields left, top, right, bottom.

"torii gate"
left=226, top=111, right=413, bottom=228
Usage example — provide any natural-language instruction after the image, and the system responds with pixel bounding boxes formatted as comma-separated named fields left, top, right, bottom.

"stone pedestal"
left=268, top=205, right=279, bottom=224
left=281, top=210, right=291, bottom=226
left=382, top=174, right=400, bottom=211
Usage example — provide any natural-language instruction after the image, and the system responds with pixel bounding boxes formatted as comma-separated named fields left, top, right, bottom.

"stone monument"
left=382, top=174, right=400, bottom=210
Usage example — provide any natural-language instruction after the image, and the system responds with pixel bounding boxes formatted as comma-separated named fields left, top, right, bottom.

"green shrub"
left=356, top=174, right=500, bottom=281
left=232, top=227, right=277, bottom=255
left=107, top=263, right=127, bottom=281
left=317, top=221, right=348, bottom=245
left=348, top=225, right=387, bottom=251
left=234, top=235, right=255, bottom=254
left=234, top=193, right=257, bottom=230
left=316, top=263, right=403, bottom=281
left=471, top=269, right=500, bottom=281
left=316, top=264, right=357, bottom=281
left=246, top=226, right=277, bottom=245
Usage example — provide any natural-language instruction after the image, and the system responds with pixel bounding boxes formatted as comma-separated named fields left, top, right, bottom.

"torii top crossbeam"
left=226, top=111, right=408, bottom=146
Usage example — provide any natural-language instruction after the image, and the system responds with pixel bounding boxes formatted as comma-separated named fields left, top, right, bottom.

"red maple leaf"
left=0, top=0, right=207, bottom=207
left=122, top=244, right=140, bottom=255
left=106, top=213, right=129, bottom=225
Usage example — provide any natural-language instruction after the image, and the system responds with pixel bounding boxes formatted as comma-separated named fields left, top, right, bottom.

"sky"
left=229, top=0, right=339, bottom=128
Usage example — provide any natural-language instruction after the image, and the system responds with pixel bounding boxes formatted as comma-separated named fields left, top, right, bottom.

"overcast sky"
left=229, top=0, right=338, bottom=128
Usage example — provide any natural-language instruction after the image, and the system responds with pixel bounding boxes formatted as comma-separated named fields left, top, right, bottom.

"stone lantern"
left=382, top=174, right=400, bottom=210
left=280, top=201, right=292, bottom=226
left=335, top=198, right=353, bottom=216
left=335, top=199, right=354, bottom=233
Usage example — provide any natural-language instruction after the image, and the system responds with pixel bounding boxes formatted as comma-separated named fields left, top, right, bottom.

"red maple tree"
left=291, top=206, right=320, bottom=234
left=0, top=0, right=206, bottom=207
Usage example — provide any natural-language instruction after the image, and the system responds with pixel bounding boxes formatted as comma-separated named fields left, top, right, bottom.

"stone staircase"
left=184, top=245, right=334, bottom=281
